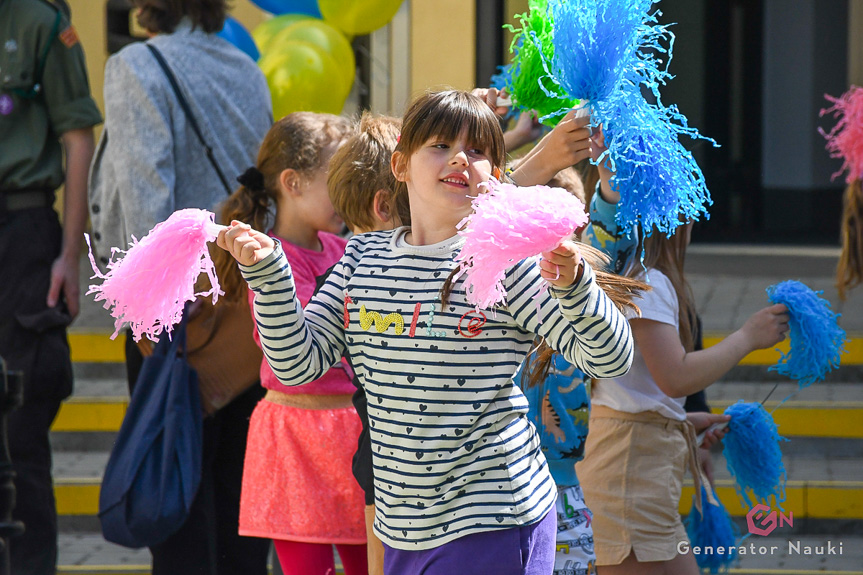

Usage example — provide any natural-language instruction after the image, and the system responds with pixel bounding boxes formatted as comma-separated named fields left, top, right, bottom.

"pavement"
left=47, top=243, right=863, bottom=574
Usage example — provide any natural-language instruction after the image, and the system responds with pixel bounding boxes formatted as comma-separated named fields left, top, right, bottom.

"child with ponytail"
left=213, top=112, right=368, bottom=575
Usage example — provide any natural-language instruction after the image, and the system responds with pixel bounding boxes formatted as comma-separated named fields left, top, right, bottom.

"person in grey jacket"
left=89, top=2, right=271, bottom=266
left=88, top=1, right=272, bottom=573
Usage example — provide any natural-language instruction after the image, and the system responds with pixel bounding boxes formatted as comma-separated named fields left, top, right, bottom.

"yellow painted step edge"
left=69, top=332, right=125, bottom=363
left=52, top=401, right=863, bottom=437
left=70, top=332, right=863, bottom=366
left=52, top=398, right=127, bottom=432
left=58, top=568, right=150, bottom=575
left=703, top=333, right=863, bottom=366
left=708, top=405, right=863, bottom=439
left=56, top=478, right=863, bottom=519
left=679, top=479, right=863, bottom=520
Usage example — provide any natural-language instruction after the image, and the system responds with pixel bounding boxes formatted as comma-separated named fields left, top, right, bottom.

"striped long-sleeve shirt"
left=240, top=228, right=633, bottom=550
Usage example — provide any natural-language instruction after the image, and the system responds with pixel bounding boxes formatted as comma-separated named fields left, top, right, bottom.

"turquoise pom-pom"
left=685, top=486, right=739, bottom=574
left=545, top=0, right=717, bottom=238
left=766, top=280, right=847, bottom=387
left=722, top=401, right=787, bottom=509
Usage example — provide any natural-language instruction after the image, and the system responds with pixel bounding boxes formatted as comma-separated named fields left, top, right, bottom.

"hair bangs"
left=397, top=91, right=505, bottom=169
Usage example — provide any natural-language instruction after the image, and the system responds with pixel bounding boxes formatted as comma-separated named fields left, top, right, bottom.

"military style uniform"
left=0, top=0, right=101, bottom=573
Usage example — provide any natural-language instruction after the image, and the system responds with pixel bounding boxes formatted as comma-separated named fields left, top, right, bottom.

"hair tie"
left=237, top=166, right=265, bottom=191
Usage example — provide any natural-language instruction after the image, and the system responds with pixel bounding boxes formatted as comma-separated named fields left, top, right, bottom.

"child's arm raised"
left=634, top=303, right=789, bottom=398
left=505, top=251, right=633, bottom=379
left=508, top=109, right=593, bottom=186
left=217, top=221, right=348, bottom=387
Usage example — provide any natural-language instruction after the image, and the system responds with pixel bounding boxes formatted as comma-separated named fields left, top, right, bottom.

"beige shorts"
left=575, top=405, right=690, bottom=565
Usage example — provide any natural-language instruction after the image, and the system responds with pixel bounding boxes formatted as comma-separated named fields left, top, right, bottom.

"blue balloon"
left=217, top=17, right=260, bottom=61
left=249, top=0, right=322, bottom=18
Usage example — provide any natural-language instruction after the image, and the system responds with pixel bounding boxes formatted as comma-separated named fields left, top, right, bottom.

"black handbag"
left=99, top=318, right=203, bottom=548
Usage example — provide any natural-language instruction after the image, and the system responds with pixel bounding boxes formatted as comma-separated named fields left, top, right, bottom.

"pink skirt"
left=238, top=398, right=367, bottom=543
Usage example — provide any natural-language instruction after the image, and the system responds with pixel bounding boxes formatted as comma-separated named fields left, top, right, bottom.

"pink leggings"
left=274, top=539, right=368, bottom=575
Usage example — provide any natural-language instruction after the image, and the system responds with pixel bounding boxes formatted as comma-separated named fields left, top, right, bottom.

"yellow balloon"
left=318, top=0, right=404, bottom=36
left=270, top=20, right=355, bottom=93
left=259, top=40, right=351, bottom=119
left=252, top=13, right=314, bottom=56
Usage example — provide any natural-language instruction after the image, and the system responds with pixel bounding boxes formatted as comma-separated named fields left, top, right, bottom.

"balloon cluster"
left=218, top=0, right=405, bottom=120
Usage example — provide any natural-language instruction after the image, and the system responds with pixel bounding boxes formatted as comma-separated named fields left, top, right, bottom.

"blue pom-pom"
left=490, top=64, right=511, bottom=93
left=604, top=93, right=715, bottom=235
left=722, top=402, right=787, bottom=509
left=685, top=486, right=739, bottom=574
left=766, top=280, right=847, bottom=387
left=547, top=0, right=650, bottom=102
left=544, top=0, right=717, bottom=238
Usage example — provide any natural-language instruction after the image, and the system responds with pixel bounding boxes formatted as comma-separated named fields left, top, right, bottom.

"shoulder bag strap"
left=146, top=44, right=233, bottom=196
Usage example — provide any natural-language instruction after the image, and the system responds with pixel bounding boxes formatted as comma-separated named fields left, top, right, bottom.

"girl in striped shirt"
left=218, top=90, right=634, bottom=575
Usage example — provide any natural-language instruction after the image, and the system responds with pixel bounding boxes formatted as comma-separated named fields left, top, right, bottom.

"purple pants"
left=382, top=510, right=556, bottom=575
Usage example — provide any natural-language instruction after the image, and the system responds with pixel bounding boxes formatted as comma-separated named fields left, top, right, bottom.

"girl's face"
left=399, top=131, right=493, bottom=228
left=294, top=151, right=344, bottom=235
left=298, top=166, right=345, bottom=234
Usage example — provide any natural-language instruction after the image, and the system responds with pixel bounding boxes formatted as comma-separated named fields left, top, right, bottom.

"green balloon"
left=252, top=13, right=314, bottom=56
left=259, top=40, right=351, bottom=119
left=270, top=20, right=355, bottom=93
left=319, top=0, right=404, bottom=36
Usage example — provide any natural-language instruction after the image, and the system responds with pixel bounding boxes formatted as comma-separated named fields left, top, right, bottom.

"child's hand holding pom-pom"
left=217, top=221, right=276, bottom=267
left=539, top=240, right=584, bottom=288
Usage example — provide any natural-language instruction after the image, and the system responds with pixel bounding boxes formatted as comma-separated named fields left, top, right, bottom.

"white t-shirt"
left=592, top=269, right=687, bottom=421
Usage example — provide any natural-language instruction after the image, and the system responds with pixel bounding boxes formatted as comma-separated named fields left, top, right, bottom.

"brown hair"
left=211, top=112, right=353, bottom=300
left=132, top=0, right=227, bottom=34
left=327, top=113, right=410, bottom=232
left=521, top=243, right=649, bottom=388
left=576, top=159, right=600, bottom=209
left=545, top=166, right=586, bottom=204
left=624, top=224, right=697, bottom=352
left=392, top=89, right=506, bottom=220
left=836, top=179, right=863, bottom=300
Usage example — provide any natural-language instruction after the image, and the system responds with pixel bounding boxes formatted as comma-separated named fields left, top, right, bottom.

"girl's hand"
left=508, top=109, right=593, bottom=186
left=539, top=240, right=583, bottom=288
left=470, top=87, right=510, bottom=118
left=697, top=446, right=715, bottom=484
left=738, top=303, right=790, bottom=351
left=590, top=125, right=620, bottom=204
left=589, top=122, right=608, bottom=163
left=216, top=221, right=275, bottom=266
left=687, top=412, right=731, bottom=449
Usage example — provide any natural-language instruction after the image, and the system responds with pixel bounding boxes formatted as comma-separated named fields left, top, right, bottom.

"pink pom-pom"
left=86, top=208, right=224, bottom=341
left=820, top=85, right=863, bottom=184
left=455, top=179, right=588, bottom=310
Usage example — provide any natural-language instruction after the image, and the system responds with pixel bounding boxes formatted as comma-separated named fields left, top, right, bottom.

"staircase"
left=44, top=246, right=863, bottom=574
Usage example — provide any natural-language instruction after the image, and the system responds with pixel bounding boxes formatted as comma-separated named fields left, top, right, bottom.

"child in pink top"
left=215, top=112, right=366, bottom=575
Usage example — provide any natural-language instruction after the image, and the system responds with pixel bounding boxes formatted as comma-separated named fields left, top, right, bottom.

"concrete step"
left=58, top=533, right=149, bottom=574
left=50, top=437, right=863, bottom=524
left=56, top=533, right=863, bottom=575
left=681, top=534, right=863, bottom=575
left=56, top=533, right=316, bottom=575
left=56, top=373, right=863, bottom=436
